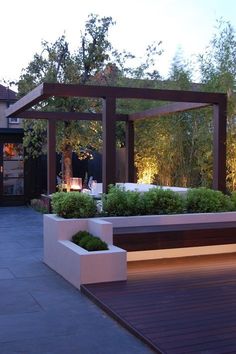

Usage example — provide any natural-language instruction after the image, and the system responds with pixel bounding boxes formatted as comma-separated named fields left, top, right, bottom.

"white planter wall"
left=44, top=214, right=126, bottom=289
left=44, top=212, right=236, bottom=279
left=101, top=212, right=236, bottom=228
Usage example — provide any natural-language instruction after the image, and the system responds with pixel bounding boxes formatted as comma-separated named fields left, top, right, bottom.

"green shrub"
left=142, top=188, right=185, bottom=215
left=102, top=185, right=144, bottom=216
left=102, top=185, right=128, bottom=216
left=72, top=230, right=90, bottom=244
left=185, top=188, right=233, bottom=213
left=71, top=230, right=108, bottom=251
left=78, top=235, right=92, bottom=249
left=102, top=185, right=184, bottom=216
left=51, top=192, right=97, bottom=218
left=126, top=190, right=145, bottom=215
left=84, top=237, right=108, bottom=251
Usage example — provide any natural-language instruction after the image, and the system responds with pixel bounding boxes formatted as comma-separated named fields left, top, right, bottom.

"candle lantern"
left=70, top=177, right=82, bottom=191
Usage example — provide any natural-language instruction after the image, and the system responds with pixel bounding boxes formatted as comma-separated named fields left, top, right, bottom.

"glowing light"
left=70, top=177, right=82, bottom=191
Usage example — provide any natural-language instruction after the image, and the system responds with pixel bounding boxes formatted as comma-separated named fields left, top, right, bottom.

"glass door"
left=1, top=143, right=24, bottom=197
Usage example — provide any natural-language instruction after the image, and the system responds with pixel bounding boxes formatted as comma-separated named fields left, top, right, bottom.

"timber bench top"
left=113, top=221, right=236, bottom=234
left=113, top=221, right=236, bottom=252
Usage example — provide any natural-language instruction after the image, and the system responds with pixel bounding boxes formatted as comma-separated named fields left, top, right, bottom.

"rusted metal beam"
left=129, top=102, right=211, bottom=121
left=213, top=99, right=227, bottom=192
left=102, top=97, right=116, bottom=193
left=16, top=110, right=128, bottom=121
left=125, top=121, right=135, bottom=182
left=47, top=120, right=56, bottom=195
left=5, top=84, right=47, bottom=117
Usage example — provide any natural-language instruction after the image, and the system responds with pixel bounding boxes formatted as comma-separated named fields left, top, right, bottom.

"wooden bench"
left=113, top=221, right=236, bottom=252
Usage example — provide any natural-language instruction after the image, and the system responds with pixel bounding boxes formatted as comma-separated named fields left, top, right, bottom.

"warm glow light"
left=70, top=177, right=82, bottom=190
left=138, top=170, right=154, bottom=184
left=136, top=157, right=158, bottom=184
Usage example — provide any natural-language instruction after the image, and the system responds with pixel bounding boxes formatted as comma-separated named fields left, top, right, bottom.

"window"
left=9, top=117, right=20, bottom=124
left=3, top=143, right=24, bottom=195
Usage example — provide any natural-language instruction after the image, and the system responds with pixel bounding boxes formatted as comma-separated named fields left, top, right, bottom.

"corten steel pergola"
left=5, top=83, right=227, bottom=194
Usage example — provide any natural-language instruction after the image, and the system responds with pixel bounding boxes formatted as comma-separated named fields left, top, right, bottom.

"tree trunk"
left=63, top=144, right=73, bottom=190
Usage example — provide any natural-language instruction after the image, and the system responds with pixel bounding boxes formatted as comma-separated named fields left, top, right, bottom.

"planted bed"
left=44, top=186, right=236, bottom=287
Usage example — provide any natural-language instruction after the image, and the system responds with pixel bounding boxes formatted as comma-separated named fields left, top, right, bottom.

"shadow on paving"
left=0, top=206, right=154, bottom=354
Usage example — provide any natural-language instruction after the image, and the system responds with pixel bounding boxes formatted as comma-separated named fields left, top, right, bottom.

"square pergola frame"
left=6, top=82, right=227, bottom=194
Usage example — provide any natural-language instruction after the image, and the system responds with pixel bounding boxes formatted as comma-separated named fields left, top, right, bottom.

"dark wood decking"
left=113, top=221, right=236, bottom=251
left=81, top=254, right=236, bottom=354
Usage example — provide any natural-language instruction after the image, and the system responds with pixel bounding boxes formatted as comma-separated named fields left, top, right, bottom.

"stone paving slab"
left=0, top=206, right=154, bottom=354
left=0, top=267, right=14, bottom=279
left=0, top=291, right=41, bottom=316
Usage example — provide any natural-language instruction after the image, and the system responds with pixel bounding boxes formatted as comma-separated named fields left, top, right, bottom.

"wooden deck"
left=81, top=253, right=236, bottom=354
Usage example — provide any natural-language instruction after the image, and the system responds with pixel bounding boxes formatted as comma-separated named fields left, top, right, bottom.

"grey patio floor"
left=0, top=206, right=154, bottom=354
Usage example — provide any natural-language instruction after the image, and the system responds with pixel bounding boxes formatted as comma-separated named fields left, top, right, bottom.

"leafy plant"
left=78, top=235, right=92, bottom=249
left=18, top=14, right=163, bottom=186
left=142, top=188, right=185, bottom=215
left=102, top=185, right=184, bottom=216
left=84, top=237, right=108, bottom=251
left=72, top=230, right=91, bottom=244
left=51, top=192, right=97, bottom=218
left=71, top=230, right=108, bottom=251
left=185, top=188, right=233, bottom=213
left=102, top=185, right=144, bottom=216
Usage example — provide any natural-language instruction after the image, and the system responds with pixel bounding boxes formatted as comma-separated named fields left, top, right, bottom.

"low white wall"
left=43, top=214, right=127, bottom=288
left=44, top=214, right=113, bottom=243
left=101, top=212, right=236, bottom=228
left=94, top=183, right=188, bottom=195
left=57, top=241, right=126, bottom=287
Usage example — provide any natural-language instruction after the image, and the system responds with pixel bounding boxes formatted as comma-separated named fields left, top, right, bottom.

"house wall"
left=0, top=102, right=8, bottom=128
left=0, top=101, right=22, bottom=128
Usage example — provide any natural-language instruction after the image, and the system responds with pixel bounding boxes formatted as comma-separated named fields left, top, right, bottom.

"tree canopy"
left=136, top=20, right=236, bottom=191
left=17, top=14, right=163, bottom=186
left=15, top=16, right=236, bottom=191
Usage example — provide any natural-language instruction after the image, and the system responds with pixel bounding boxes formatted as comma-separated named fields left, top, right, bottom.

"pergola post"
left=102, top=97, right=116, bottom=193
left=47, top=120, right=56, bottom=195
left=125, top=120, right=135, bottom=182
left=213, top=99, right=227, bottom=192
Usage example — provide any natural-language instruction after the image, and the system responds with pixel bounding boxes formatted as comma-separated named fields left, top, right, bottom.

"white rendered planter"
left=100, top=211, right=236, bottom=228
left=44, top=214, right=126, bottom=288
left=44, top=212, right=236, bottom=270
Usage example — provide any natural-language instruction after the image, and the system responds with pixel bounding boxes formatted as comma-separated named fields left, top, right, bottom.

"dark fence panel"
left=25, top=148, right=127, bottom=200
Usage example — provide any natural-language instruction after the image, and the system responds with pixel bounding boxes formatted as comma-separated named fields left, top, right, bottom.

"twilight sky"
left=1, top=0, right=236, bottom=85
